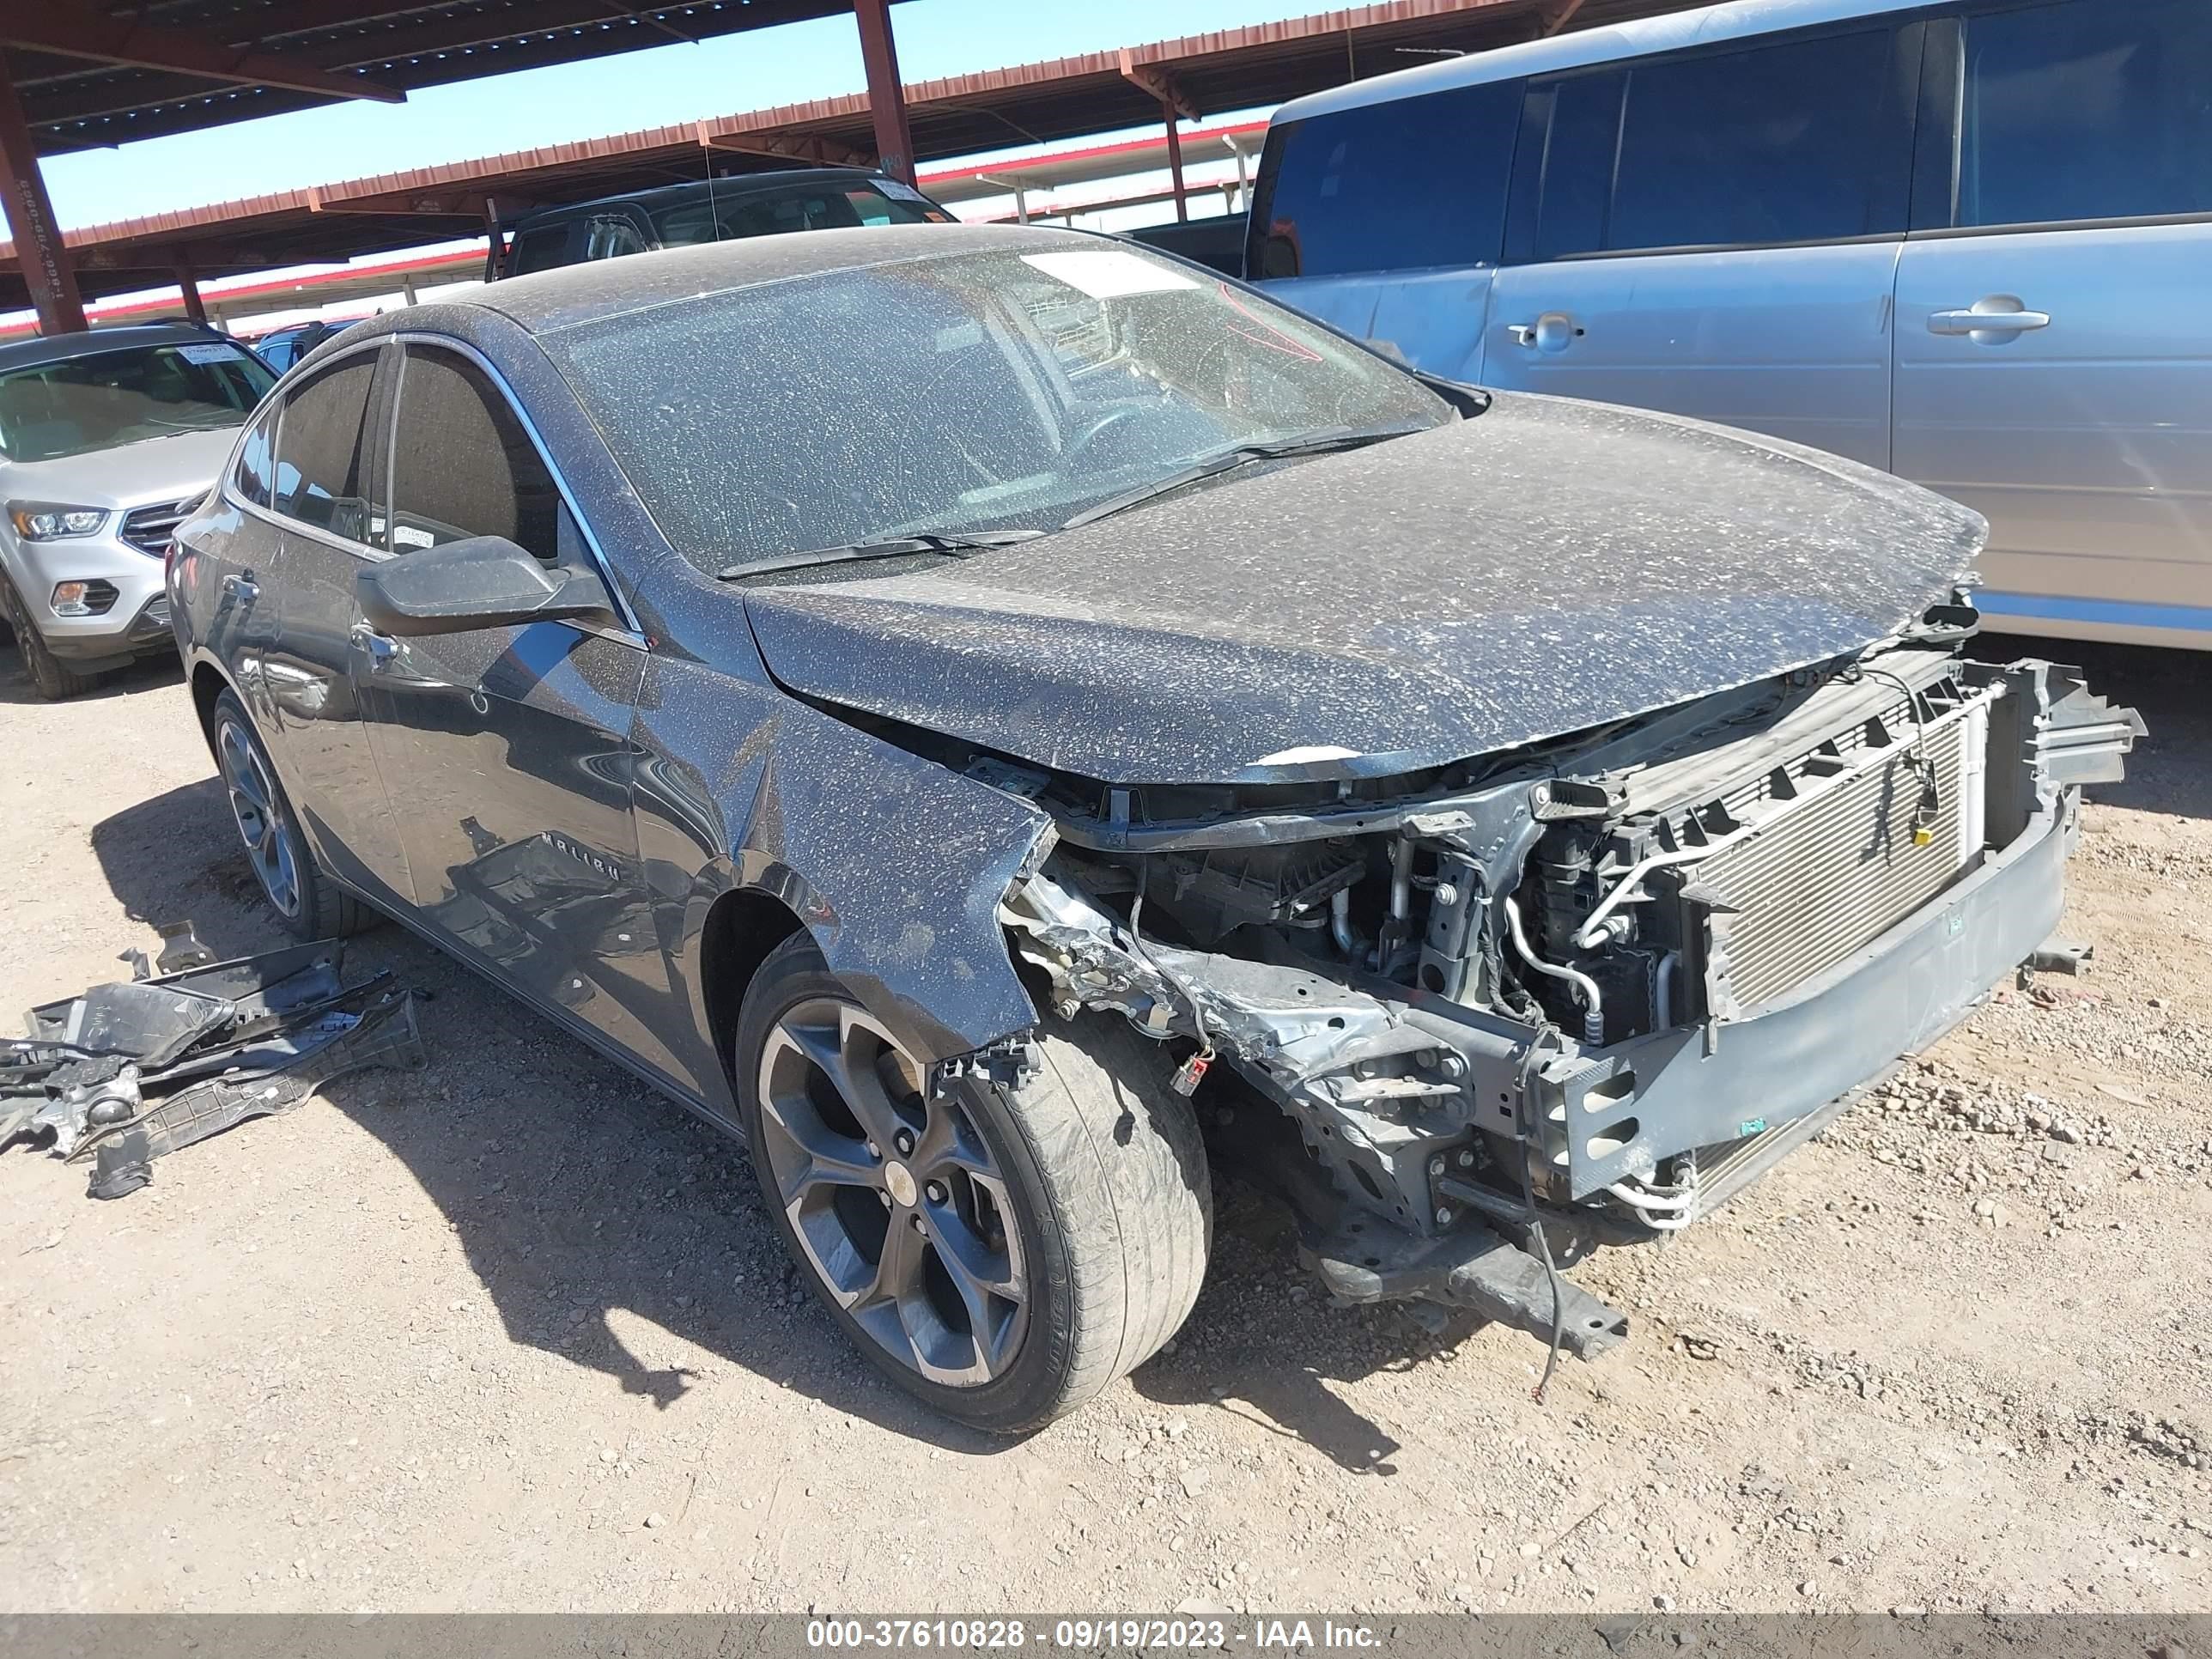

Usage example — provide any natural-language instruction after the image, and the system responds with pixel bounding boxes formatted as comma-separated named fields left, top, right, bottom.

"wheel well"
left=190, top=663, right=229, bottom=762
left=700, top=887, right=807, bottom=1090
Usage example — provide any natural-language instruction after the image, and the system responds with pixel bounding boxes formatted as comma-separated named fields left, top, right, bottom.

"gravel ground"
left=0, top=634, right=2207, bottom=1616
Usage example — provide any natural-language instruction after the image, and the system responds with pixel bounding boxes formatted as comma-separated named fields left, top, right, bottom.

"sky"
left=40, top=0, right=1321, bottom=231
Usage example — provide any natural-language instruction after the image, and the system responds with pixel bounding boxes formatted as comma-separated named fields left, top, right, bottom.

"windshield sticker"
left=876, top=179, right=933, bottom=204
left=1019, top=251, right=1200, bottom=300
left=178, top=343, right=247, bottom=365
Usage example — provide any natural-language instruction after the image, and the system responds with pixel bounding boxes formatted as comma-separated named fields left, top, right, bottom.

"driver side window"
left=388, top=345, right=565, bottom=561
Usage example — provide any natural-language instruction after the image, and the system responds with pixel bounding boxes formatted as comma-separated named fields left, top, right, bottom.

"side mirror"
left=355, top=535, right=615, bottom=637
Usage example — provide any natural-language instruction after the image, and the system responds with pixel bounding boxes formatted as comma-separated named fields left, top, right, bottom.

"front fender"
left=631, top=651, right=1052, bottom=1101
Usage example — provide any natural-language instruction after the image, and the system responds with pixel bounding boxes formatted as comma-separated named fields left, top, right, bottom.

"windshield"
left=0, top=341, right=274, bottom=465
left=544, top=242, right=1453, bottom=571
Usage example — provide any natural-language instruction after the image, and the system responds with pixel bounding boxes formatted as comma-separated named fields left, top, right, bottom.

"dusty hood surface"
left=0, top=425, right=240, bottom=511
left=741, top=393, right=1984, bottom=787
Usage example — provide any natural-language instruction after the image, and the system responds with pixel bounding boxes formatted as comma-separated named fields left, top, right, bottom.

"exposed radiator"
left=1698, top=703, right=1986, bottom=1010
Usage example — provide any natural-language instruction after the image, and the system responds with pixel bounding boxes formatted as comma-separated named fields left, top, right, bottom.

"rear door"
left=258, top=343, right=413, bottom=905
left=1248, top=78, right=1521, bottom=383
left=188, top=400, right=286, bottom=713
left=355, top=342, right=672, bottom=1066
left=1480, top=21, right=1923, bottom=471
left=1891, top=0, right=2212, bottom=645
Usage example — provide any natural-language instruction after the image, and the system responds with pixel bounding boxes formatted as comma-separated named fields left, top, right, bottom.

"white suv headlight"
left=9, top=502, right=108, bottom=541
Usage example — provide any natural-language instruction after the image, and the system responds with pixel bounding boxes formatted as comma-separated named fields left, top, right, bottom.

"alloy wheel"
left=216, top=717, right=301, bottom=918
left=756, top=998, right=1029, bottom=1386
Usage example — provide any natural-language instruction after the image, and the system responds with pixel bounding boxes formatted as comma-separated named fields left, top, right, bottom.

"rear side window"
left=651, top=182, right=943, bottom=246
left=1957, top=0, right=2212, bottom=228
left=1249, top=81, right=1522, bottom=279
left=1507, top=26, right=1913, bottom=259
left=507, top=223, right=573, bottom=276
left=234, top=405, right=277, bottom=507
left=270, top=355, right=375, bottom=541
left=388, top=346, right=560, bottom=562
left=582, top=214, right=645, bottom=261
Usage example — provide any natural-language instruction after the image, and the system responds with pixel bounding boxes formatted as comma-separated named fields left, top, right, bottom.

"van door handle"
left=220, top=572, right=258, bottom=604
left=1507, top=313, right=1582, bottom=352
left=349, top=622, right=398, bottom=667
left=1929, top=304, right=2051, bottom=338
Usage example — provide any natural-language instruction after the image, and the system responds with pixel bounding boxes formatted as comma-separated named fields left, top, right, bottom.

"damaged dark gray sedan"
left=167, top=224, right=2142, bottom=1431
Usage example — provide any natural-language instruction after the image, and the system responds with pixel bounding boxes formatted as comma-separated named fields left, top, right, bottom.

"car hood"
left=1, top=425, right=240, bottom=511
left=740, top=392, right=1985, bottom=787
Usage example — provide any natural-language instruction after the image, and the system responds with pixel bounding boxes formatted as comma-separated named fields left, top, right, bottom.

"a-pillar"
left=0, top=59, right=86, bottom=335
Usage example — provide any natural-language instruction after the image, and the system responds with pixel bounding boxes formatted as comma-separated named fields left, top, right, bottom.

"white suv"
left=0, top=323, right=275, bottom=698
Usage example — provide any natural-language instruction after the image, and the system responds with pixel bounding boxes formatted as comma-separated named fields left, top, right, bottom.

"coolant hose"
left=1502, top=896, right=1605, bottom=1046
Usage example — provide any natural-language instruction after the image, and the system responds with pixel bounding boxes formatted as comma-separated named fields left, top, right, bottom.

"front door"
left=1891, top=0, right=2212, bottom=643
left=1478, top=22, right=1922, bottom=472
left=353, top=343, right=675, bottom=1073
left=256, top=344, right=412, bottom=906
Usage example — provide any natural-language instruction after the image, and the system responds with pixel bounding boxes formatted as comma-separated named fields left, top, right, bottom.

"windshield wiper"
left=715, top=529, right=1045, bottom=582
left=1059, top=422, right=1432, bottom=532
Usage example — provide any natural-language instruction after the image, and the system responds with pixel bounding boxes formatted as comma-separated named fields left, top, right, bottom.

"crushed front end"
left=999, top=641, right=2142, bottom=1358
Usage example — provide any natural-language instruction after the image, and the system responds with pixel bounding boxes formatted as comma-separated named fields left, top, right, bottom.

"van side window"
left=387, top=346, right=560, bottom=562
left=1249, top=80, right=1521, bottom=279
left=1510, top=71, right=1626, bottom=262
left=270, top=355, right=376, bottom=542
left=1509, top=27, right=1911, bottom=259
left=1958, top=0, right=2212, bottom=229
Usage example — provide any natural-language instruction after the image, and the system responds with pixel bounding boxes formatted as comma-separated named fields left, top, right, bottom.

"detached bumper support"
left=1304, top=1220, right=1630, bottom=1359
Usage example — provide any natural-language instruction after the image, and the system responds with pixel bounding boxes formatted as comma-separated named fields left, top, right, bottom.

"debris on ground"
left=0, top=931, right=424, bottom=1199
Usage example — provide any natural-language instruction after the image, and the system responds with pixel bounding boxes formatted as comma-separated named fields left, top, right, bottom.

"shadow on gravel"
left=0, top=641, right=181, bottom=707
left=1979, top=635, right=2212, bottom=823
left=89, top=779, right=1447, bottom=1470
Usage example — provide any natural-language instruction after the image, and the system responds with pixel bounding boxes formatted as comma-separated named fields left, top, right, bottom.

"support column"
left=173, top=261, right=207, bottom=325
left=1162, top=103, right=1188, bottom=223
left=400, top=271, right=419, bottom=306
left=852, top=0, right=915, bottom=185
left=480, top=194, right=507, bottom=283
left=0, top=60, right=86, bottom=335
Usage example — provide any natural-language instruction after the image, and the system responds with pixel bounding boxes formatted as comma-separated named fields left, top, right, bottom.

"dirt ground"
left=1, top=633, right=2207, bottom=1618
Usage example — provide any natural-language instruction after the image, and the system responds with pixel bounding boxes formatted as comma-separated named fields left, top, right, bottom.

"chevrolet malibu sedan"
left=168, top=224, right=2139, bottom=1431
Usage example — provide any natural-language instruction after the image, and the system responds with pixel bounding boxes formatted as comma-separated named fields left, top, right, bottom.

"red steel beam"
left=0, top=62, right=84, bottom=333
left=852, top=0, right=915, bottom=183
left=2, top=3, right=404, bottom=106
left=172, top=260, right=207, bottom=325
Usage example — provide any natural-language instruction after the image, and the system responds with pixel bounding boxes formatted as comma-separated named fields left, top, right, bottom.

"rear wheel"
left=0, top=576, right=100, bottom=701
left=210, top=689, right=371, bottom=940
left=735, top=933, right=1211, bottom=1432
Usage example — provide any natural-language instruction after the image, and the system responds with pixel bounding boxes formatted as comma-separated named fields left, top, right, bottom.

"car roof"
left=1274, top=0, right=1931, bottom=124
left=0, top=321, right=236, bottom=373
left=456, top=221, right=1113, bottom=337
left=509, top=167, right=894, bottom=230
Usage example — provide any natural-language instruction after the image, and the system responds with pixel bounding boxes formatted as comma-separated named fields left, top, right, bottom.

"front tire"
left=210, top=688, right=371, bottom=940
left=735, top=933, right=1212, bottom=1433
left=0, top=576, right=100, bottom=701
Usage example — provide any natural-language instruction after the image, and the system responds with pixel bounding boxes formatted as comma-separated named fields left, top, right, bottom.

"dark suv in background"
left=497, top=167, right=956, bottom=277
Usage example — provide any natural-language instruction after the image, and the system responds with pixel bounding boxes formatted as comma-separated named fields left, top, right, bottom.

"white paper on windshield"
left=1018, top=251, right=1200, bottom=300
left=877, top=179, right=932, bottom=204
left=178, top=343, right=246, bottom=365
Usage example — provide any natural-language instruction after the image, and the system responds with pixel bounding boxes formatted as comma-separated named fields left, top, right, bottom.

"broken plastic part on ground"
left=0, top=930, right=427, bottom=1199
